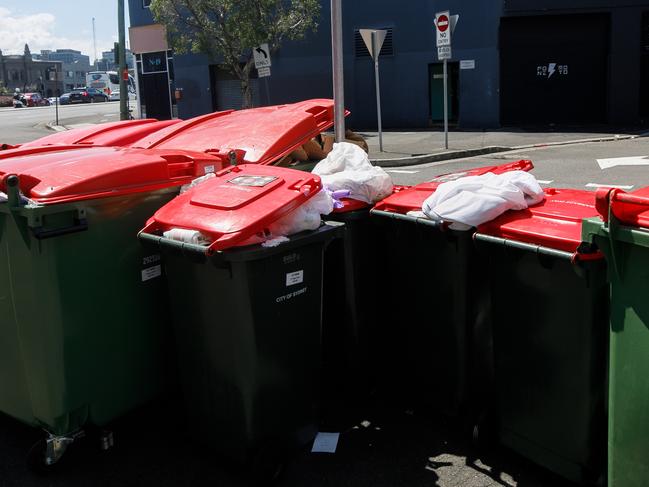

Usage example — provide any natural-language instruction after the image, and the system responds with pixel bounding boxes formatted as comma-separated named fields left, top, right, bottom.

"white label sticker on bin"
left=141, top=265, right=162, bottom=282
left=286, top=270, right=304, bottom=286
left=204, top=165, right=215, bottom=174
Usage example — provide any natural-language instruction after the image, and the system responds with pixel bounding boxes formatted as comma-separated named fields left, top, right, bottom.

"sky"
left=0, top=1, right=132, bottom=62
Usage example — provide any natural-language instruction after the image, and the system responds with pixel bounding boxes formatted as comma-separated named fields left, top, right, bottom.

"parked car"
left=108, top=90, right=137, bottom=102
left=68, top=88, right=109, bottom=104
left=47, top=97, right=59, bottom=105
left=59, top=93, right=71, bottom=105
left=21, top=93, right=50, bottom=107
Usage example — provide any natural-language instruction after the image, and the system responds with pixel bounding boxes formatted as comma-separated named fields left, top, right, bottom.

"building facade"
left=0, top=45, right=63, bottom=96
left=128, top=0, right=649, bottom=128
left=34, top=49, right=91, bottom=91
left=97, top=48, right=135, bottom=72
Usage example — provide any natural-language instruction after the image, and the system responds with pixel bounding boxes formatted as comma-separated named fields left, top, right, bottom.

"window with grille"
left=354, top=28, right=394, bottom=58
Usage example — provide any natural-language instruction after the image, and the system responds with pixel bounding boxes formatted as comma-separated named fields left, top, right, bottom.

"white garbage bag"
left=266, top=188, right=334, bottom=236
left=312, top=142, right=393, bottom=204
left=180, top=173, right=215, bottom=193
left=421, top=170, right=545, bottom=228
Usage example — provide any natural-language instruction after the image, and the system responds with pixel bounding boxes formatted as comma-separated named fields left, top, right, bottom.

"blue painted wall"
left=129, top=0, right=647, bottom=127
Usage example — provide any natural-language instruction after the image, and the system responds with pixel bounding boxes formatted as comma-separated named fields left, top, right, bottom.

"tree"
left=150, top=0, right=321, bottom=108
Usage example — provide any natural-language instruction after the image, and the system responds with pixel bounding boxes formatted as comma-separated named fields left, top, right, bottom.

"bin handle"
left=369, top=208, right=444, bottom=228
left=31, top=219, right=88, bottom=240
left=473, top=233, right=581, bottom=263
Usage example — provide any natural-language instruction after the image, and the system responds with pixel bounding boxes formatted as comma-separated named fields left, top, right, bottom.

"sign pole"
left=118, top=0, right=128, bottom=121
left=372, top=32, right=383, bottom=152
left=443, top=58, right=448, bottom=150
left=55, top=71, right=59, bottom=126
left=331, top=0, right=345, bottom=142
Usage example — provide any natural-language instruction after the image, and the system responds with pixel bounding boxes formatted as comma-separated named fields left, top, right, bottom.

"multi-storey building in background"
left=33, top=49, right=91, bottom=91
left=96, top=48, right=135, bottom=72
left=0, top=45, right=63, bottom=96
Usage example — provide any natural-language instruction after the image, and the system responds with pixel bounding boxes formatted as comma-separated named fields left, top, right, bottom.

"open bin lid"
left=131, top=99, right=339, bottom=165
left=476, top=188, right=601, bottom=255
left=141, top=164, right=323, bottom=252
left=596, top=186, right=649, bottom=229
left=18, top=119, right=182, bottom=149
left=0, top=146, right=226, bottom=205
left=373, top=160, right=533, bottom=214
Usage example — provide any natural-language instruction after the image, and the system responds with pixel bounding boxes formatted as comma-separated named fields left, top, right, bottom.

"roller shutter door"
left=500, top=14, right=610, bottom=125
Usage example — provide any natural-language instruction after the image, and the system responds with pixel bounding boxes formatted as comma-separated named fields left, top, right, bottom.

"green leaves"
left=150, top=0, right=320, bottom=108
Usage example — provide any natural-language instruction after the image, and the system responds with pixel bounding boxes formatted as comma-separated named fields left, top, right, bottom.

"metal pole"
left=443, top=58, right=448, bottom=149
left=118, top=0, right=128, bottom=121
left=264, top=77, right=271, bottom=105
left=54, top=69, right=59, bottom=126
left=372, top=32, right=383, bottom=152
left=331, top=0, right=345, bottom=142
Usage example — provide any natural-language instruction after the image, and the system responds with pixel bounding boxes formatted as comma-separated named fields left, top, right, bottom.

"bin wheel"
left=26, top=439, right=56, bottom=474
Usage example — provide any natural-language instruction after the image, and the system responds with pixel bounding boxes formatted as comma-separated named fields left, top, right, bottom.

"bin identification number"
left=142, top=254, right=161, bottom=265
left=141, top=265, right=162, bottom=282
left=276, top=286, right=307, bottom=303
left=286, top=270, right=304, bottom=286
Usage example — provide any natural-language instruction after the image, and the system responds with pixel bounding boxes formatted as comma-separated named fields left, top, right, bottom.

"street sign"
left=438, top=46, right=452, bottom=60
left=359, top=29, right=387, bottom=61
left=257, top=66, right=271, bottom=78
left=460, top=59, right=475, bottom=69
left=435, top=11, right=451, bottom=47
left=253, top=43, right=271, bottom=69
left=359, top=28, right=388, bottom=152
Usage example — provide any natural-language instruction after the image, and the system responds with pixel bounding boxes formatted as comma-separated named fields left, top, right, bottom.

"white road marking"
left=597, top=156, right=649, bottom=169
left=385, top=169, right=419, bottom=174
left=585, top=183, right=634, bottom=190
left=536, top=180, right=554, bottom=185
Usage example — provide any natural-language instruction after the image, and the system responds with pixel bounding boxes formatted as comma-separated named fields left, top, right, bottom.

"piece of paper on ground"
left=311, top=432, right=340, bottom=453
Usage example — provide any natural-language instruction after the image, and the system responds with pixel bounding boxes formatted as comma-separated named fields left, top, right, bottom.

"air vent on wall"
left=354, top=28, right=394, bottom=57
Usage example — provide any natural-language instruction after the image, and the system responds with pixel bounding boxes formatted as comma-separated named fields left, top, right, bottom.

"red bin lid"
left=477, top=188, right=600, bottom=254
left=373, top=160, right=533, bottom=214
left=19, top=119, right=182, bottom=149
left=0, top=146, right=226, bottom=204
left=132, top=99, right=339, bottom=165
left=596, top=186, right=649, bottom=229
left=142, top=164, right=323, bottom=252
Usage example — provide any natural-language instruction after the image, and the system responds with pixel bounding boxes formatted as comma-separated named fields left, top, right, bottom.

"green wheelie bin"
left=138, top=163, right=342, bottom=476
left=0, top=145, right=226, bottom=467
left=475, top=188, right=608, bottom=485
left=369, top=160, right=532, bottom=424
left=583, top=187, right=649, bottom=487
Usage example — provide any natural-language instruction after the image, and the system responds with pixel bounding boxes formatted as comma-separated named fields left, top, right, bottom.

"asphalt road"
left=381, top=136, right=649, bottom=191
left=0, top=102, right=123, bottom=144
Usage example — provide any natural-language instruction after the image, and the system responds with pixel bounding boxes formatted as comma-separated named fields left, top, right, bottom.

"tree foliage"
left=150, top=0, right=321, bottom=108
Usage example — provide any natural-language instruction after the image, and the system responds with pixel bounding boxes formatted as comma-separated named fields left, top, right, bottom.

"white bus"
left=86, top=71, right=135, bottom=97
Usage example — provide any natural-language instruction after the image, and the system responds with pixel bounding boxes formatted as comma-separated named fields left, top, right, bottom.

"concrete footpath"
left=362, top=128, right=648, bottom=166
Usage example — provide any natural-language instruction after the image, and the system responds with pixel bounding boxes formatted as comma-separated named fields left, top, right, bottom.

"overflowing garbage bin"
left=476, top=188, right=608, bottom=485
left=583, top=187, right=649, bottom=487
left=138, top=163, right=342, bottom=474
left=0, top=146, right=226, bottom=467
left=369, top=160, right=533, bottom=422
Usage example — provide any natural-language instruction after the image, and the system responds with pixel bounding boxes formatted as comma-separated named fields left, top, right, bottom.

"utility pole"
left=92, top=18, right=98, bottom=70
left=331, top=0, right=345, bottom=142
left=118, top=0, right=128, bottom=120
